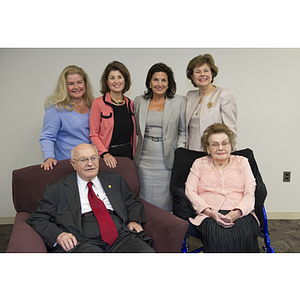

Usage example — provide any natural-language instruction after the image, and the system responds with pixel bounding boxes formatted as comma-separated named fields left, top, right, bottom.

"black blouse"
left=108, top=103, right=133, bottom=159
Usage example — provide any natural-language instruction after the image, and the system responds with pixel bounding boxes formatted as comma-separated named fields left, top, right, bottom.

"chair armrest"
left=138, top=197, right=189, bottom=253
left=7, top=202, right=189, bottom=253
left=6, top=212, right=47, bottom=253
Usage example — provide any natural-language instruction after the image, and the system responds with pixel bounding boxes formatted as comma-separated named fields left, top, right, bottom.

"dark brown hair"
left=100, top=61, right=131, bottom=94
left=143, top=62, right=176, bottom=99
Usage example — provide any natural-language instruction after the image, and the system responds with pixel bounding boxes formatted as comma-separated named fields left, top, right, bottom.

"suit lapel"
left=139, top=97, right=174, bottom=137
left=62, top=172, right=82, bottom=230
left=186, top=91, right=200, bottom=125
left=138, top=98, right=149, bottom=138
left=162, top=97, right=173, bottom=134
left=98, top=172, right=125, bottom=221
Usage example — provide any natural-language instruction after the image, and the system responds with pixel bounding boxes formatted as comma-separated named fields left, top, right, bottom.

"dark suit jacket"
left=26, top=170, right=145, bottom=250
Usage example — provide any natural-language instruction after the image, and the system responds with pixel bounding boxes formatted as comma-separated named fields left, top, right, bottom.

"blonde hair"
left=45, top=65, right=94, bottom=112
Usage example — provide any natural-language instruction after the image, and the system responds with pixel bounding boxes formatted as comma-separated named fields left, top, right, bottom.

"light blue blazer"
left=133, top=94, right=186, bottom=169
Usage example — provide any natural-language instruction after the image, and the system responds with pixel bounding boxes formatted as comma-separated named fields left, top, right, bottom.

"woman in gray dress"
left=134, top=63, right=186, bottom=212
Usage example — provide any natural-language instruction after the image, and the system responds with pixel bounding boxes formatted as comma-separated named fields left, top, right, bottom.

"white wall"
left=1, top=48, right=299, bottom=219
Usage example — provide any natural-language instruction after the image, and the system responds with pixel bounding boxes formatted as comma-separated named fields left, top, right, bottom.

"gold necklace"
left=111, top=97, right=125, bottom=105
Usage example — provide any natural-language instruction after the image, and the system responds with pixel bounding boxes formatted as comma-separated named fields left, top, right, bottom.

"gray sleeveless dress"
left=137, top=111, right=172, bottom=212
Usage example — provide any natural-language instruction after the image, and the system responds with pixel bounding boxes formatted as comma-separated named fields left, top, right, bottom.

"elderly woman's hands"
left=211, top=210, right=234, bottom=228
left=204, top=208, right=242, bottom=228
left=223, top=210, right=242, bottom=223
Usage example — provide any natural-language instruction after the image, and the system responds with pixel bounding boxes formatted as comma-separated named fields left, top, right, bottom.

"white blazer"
left=186, top=86, right=237, bottom=149
left=133, top=94, right=186, bottom=169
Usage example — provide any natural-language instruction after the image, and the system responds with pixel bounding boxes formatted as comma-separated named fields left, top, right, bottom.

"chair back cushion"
left=170, top=148, right=206, bottom=219
left=12, top=157, right=140, bottom=214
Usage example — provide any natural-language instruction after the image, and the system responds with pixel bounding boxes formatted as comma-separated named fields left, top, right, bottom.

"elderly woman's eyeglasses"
left=72, top=155, right=99, bottom=165
left=209, top=141, right=230, bottom=149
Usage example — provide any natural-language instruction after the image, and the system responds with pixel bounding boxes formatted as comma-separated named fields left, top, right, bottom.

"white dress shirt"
left=76, top=174, right=114, bottom=214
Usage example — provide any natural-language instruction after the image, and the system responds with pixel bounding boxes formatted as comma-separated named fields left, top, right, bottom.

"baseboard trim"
left=267, top=212, right=300, bottom=219
left=0, top=217, right=15, bottom=224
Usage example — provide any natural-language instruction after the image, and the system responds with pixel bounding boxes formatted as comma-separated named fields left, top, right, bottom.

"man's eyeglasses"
left=209, top=141, right=230, bottom=149
left=72, top=155, right=99, bottom=165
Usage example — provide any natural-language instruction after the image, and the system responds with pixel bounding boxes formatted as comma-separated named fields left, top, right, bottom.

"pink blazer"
left=89, top=93, right=136, bottom=156
left=185, top=155, right=257, bottom=226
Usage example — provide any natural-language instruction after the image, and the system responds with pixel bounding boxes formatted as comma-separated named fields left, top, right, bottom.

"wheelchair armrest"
left=172, top=187, right=197, bottom=220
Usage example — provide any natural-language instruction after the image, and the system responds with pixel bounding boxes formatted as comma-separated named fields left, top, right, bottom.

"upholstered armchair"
left=7, top=157, right=188, bottom=253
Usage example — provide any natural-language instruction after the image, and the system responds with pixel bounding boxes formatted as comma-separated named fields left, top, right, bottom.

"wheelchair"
left=170, top=147, right=275, bottom=253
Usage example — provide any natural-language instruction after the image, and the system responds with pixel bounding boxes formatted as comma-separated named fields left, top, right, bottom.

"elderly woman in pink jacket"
left=185, top=123, right=260, bottom=252
left=89, top=61, right=136, bottom=168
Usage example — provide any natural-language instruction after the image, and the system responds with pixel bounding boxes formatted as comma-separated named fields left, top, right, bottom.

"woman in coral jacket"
left=89, top=61, right=136, bottom=168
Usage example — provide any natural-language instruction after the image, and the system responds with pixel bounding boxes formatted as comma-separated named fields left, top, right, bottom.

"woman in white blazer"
left=185, top=54, right=237, bottom=150
left=134, top=63, right=186, bottom=212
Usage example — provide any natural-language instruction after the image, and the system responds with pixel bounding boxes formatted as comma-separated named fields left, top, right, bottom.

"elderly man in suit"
left=26, top=143, right=154, bottom=253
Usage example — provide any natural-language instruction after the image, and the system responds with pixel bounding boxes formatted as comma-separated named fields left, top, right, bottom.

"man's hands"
left=204, top=208, right=242, bottom=228
left=57, top=232, right=78, bottom=252
left=57, top=222, right=143, bottom=252
left=127, top=221, right=143, bottom=233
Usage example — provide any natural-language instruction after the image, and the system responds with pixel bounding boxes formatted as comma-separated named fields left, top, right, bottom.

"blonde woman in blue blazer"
left=134, top=63, right=186, bottom=212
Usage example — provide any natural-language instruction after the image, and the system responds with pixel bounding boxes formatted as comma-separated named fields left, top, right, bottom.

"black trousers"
left=69, top=212, right=154, bottom=253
